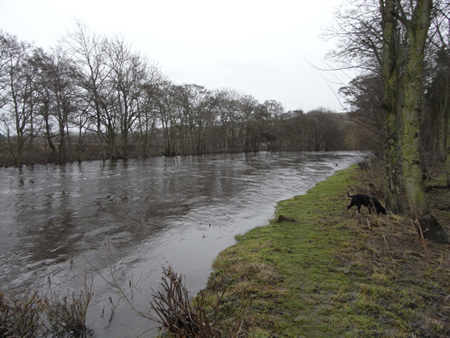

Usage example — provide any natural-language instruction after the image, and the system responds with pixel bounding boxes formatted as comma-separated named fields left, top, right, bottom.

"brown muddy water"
left=0, top=151, right=359, bottom=337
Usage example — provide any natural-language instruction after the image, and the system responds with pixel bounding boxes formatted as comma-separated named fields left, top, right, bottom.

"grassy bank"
left=203, top=164, right=449, bottom=336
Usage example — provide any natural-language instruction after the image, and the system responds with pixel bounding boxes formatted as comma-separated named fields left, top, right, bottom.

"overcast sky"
left=0, top=0, right=350, bottom=112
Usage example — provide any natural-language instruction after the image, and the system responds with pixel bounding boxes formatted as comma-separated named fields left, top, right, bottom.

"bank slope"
left=204, top=165, right=449, bottom=337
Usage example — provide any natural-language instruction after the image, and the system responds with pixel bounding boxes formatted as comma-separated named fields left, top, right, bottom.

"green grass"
left=201, top=165, right=450, bottom=337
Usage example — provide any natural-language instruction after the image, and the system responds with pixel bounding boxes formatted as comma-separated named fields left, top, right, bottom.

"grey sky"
left=0, top=0, right=349, bottom=112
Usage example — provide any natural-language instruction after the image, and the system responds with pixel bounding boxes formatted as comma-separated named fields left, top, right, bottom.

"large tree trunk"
left=399, top=0, right=432, bottom=219
left=400, top=0, right=447, bottom=242
left=380, top=0, right=403, bottom=213
left=400, top=82, right=427, bottom=218
left=447, top=114, right=450, bottom=186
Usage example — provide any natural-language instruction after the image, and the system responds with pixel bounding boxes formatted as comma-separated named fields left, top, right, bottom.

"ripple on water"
left=0, top=151, right=360, bottom=337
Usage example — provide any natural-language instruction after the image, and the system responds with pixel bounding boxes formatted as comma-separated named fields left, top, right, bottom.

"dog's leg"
left=347, top=201, right=354, bottom=211
left=369, top=198, right=374, bottom=214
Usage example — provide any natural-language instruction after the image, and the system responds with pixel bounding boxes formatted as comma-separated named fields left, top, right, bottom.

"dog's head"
left=378, top=207, right=387, bottom=215
left=373, top=198, right=387, bottom=215
left=376, top=202, right=387, bottom=215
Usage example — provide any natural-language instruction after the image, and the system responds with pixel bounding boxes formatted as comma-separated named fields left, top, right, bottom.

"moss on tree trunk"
left=380, top=0, right=403, bottom=213
left=399, top=0, right=432, bottom=219
left=401, top=80, right=427, bottom=217
left=447, top=113, right=450, bottom=186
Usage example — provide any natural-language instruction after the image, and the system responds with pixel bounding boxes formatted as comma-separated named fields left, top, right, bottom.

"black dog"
left=347, top=192, right=387, bottom=215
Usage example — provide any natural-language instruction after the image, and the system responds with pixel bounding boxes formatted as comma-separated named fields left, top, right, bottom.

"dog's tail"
left=347, top=191, right=353, bottom=198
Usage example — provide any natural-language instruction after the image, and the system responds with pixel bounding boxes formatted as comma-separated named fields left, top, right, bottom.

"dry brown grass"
left=0, top=290, right=47, bottom=337
left=0, top=274, right=93, bottom=337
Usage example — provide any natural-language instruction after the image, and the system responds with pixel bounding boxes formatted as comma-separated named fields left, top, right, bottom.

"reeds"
left=149, top=266, right=224, bottom=337
left=0, top=290, right=46, bottom=337
left=0, top=274, right=93, bottom=337
left=45, top=275, right=93, bottom=336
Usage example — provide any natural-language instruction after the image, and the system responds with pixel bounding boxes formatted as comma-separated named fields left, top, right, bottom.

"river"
left=0, top=151, right=359, bottom=337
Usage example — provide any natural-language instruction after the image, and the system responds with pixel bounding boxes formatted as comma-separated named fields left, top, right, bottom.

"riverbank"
left=202, top=162, right=449, bottom=336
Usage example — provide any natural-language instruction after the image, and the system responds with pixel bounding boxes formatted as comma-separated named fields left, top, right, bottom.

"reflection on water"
left=0, top=151, right=358, bottom=337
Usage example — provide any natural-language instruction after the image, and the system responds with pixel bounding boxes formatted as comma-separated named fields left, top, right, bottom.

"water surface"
left=0, top=151, right=359, bottom=337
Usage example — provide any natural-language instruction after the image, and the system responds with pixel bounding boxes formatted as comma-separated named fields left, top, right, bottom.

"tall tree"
left=240, top=95, right=261, bottom=152
left=339, top=74, right=385, bottom=151
left=329, top=1, right=404, bottom=211
left=134, top=70, right=162, bottom=158
left=63, top=22, right=113, bottom=160
left=394, top=0, right=433, bottom=220
left=0, top=32, right=36, bottom=167
left=156, top=81, right=180, bottom=156
left=176, top=84, right=214, bottom=154
left=261, top=100, right=284, bottom=151
left=426, top=4, right=450, bottom=185
left=103, top=36, right=151, bottom=159
left=379, top=0, right=446, bottom=241
left=213, top=89, right=242, bottom=153
left=331, top=0, right=448, bottom=241
left=31, top=48, right=78, bottom=163
left=379, top=0, right=404, bottom=213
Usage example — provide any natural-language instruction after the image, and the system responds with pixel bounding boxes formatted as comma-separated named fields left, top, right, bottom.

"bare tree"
left=155, top=81, right=180, bottom=156
left=425, top=2, right=450, bottom=184
left=175, top=84, right=213, bottom=154
left=240, top=95, right=261, bottom=152
left=103, top=36, right=153, bottom=159
left=30, top=48, right=79, bottom=163
left=134, top=70, right=163, bottom=158
left=0, top=21, right=360, bottom=165
left=63, top=21, right=113, bottom=160
left=261, top=100, right=284, bottom=151
left=338, top=74, right=385, bottom=151
left=0, top=32, right=36, bottom=166
left=213, top=89, right=242, bottom=153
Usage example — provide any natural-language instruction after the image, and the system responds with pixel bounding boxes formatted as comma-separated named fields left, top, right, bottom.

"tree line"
left=0, top=23, right=356, bottom=167
left=330, top=0, right=449, bottom=241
